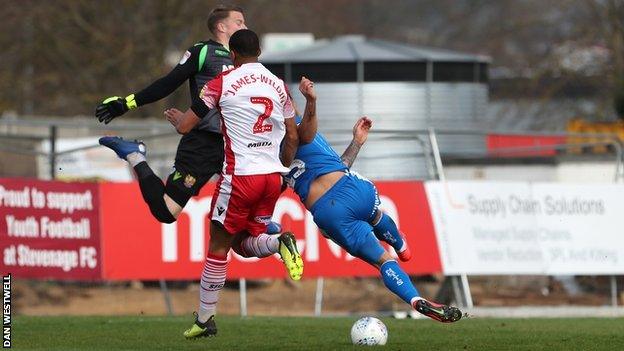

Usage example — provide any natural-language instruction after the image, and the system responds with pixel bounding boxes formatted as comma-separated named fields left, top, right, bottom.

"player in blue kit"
left=285, top=114, right=461, bottom=323
left=222, top=83, right=461, bottom=321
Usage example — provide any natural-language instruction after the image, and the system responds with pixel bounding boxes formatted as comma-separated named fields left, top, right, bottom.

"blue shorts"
left=310, top=172, right=384, bottom=264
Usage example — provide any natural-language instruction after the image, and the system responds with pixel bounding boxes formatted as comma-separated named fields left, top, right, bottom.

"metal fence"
left=2, top=115, right=623, bottom=181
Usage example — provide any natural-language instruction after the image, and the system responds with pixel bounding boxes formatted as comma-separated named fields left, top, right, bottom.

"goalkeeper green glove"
left=95, top=94, right=138, bottom=124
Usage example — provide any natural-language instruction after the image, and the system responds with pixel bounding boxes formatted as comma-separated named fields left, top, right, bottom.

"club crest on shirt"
left=184, top=174, right=196, bottom=188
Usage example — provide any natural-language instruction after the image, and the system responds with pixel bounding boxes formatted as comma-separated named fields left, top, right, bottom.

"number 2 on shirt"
left=250, top=97, right=273, bottom=134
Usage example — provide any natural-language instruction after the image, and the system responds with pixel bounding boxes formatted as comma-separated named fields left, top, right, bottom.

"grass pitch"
left=12, top=315, right=624, bottom=350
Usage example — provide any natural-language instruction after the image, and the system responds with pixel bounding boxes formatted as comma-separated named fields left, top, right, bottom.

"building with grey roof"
left=261, top=35, right=490, bottom=180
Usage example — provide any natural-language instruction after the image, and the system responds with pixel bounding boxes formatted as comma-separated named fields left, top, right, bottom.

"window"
left=433, top=62, right=477, bottom=82
left=291, top=63, right=356, bottom=82
left=364, top=62, right=427, bottom=82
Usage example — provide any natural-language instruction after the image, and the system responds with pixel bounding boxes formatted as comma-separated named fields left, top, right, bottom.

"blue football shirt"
left=283, top=117, right=347, bottom=202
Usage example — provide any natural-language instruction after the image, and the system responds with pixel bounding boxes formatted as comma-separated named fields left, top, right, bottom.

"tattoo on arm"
left=340, top=140, right=362, bottom=168
left=297, top=97, right=317, bottom=144
left=304, top=99, right=316, bottom=120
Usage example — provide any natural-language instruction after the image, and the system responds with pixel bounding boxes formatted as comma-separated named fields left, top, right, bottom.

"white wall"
left=446, top=164, right=557, bottom=182
left=446, top=161, right=620, bottom=183
left=557, top=161, right=620, bottom=183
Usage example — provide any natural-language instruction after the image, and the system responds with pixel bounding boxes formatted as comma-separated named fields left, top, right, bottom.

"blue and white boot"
left=99, top=136, right=146, bottom=160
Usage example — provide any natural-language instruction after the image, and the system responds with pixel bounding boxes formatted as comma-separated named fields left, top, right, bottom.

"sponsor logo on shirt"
left=215, top=49, right=230, bottom=57
left=172, top=171, right=183, bottom=181
left=247, top=141, right=272, bottom=148
left=179, top=50, right=191, bottom=65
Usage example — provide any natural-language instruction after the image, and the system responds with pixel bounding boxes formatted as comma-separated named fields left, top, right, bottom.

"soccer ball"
left=350, top=317, right=388, bottom=346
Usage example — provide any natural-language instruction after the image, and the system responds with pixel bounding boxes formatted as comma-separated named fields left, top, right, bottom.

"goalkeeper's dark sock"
left=134, top=162, right=176, bottom=223
left=380, top=260, right=420, bottom=305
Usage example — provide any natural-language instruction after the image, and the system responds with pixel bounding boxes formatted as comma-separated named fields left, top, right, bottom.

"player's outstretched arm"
left=281, top=117, right=299, bottom=167
left=95, top=45, right=200, bottom=124
left=164, top=108, right=201, bottom=134
left=340, top=116, right=372, bottom=168
left=132, top=57, right=197, bottom=106
left=297, top=76, right=317, bottom=144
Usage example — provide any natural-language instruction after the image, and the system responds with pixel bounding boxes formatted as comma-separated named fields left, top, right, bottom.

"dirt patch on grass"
left=13, top=275, right=618, bottom=316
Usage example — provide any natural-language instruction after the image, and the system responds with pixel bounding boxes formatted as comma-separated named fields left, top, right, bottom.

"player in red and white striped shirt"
left=165, top=29, right=302, bottom=339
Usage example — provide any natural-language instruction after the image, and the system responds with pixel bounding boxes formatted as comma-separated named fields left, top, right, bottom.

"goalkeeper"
left=96, top=5, right=246, bottom=224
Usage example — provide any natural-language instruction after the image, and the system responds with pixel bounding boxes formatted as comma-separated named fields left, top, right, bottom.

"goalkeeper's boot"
left=183, top=312, right=217, bottom=339
left=277, top=232, right=303, bottom=280
left=99, top=136, right=146, bottom=161
left=413, top=299, right=462, bottom=323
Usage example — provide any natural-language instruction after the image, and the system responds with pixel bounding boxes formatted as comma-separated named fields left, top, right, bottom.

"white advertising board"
left=40, top=137, right=133, bottom=181
left=425, top=181, right=624, bottom=275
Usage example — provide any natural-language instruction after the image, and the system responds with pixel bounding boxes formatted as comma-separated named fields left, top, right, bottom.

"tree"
left=586, top=0, right=624, bottom=120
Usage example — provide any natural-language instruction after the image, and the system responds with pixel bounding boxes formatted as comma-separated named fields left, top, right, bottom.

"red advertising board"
left=99, top=180, right=441, bottom=280
left=0, top=178, right=101, bottom=280
left=486, top=134, right=566, bottom=157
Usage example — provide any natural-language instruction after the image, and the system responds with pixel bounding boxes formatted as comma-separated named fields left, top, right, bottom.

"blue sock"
left=372, top=213, right=404, bottom=252
left=380, top=260, right=420, bottom=305
left=266, top=221, right=282, bottom=234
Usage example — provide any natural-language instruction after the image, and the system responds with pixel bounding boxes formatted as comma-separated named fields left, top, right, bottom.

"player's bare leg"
left=374, top=252, right=461, bottom=323
left=163, top=194, right=183, bottom=217
left=184, top=222, right=233, bottom=339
